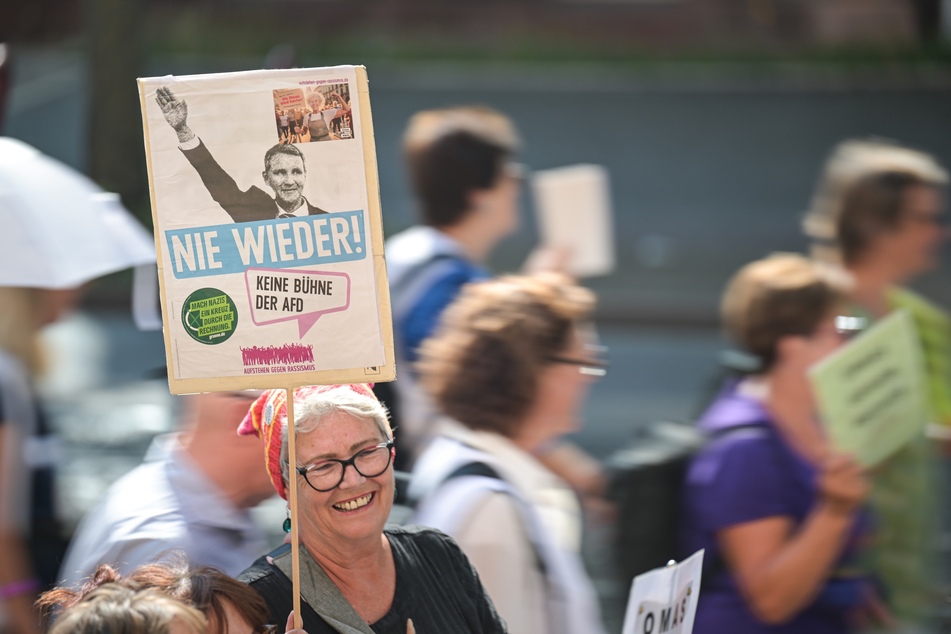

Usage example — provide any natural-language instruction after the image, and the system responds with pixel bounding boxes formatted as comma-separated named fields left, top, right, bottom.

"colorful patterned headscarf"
left=236, top=384, right=378, bottom=500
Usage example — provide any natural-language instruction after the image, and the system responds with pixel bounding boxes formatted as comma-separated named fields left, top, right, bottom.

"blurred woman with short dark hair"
left=383, top=106, right=522, bottom=466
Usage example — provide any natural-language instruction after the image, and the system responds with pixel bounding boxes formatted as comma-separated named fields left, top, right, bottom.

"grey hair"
left=279, top=386, right=392, bottom=487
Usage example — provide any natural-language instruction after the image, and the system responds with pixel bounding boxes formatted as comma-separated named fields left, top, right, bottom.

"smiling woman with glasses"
left=235, top=384, right=507, bottom=633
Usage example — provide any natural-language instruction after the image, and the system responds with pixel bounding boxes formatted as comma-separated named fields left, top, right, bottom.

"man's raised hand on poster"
left=156, top=86, right=196, bottom=145
left=154, top=84, right=330, bottom=223
left=245, top=268, right=351, bottom=338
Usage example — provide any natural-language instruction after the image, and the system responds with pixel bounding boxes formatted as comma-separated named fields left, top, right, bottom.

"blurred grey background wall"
left=3, top=0, right=949, bottom=323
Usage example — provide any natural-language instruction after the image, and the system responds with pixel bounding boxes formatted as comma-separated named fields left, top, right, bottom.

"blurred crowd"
left=0, top=88, right=949, bottom=634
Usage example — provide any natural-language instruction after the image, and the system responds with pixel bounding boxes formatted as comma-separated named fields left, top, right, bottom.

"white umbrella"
left=0, top=137, right=155, bottom=289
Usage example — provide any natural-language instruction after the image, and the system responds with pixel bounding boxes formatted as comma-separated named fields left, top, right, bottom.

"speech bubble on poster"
left=245, top=268, right=350, bottom=338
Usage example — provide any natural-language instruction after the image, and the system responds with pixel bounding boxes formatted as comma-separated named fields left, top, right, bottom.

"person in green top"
left=803, top=138, right=950, bottom=627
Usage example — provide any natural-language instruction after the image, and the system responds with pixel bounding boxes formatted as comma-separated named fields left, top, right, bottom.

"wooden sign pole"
left=285, top=388, right=303, bottom=629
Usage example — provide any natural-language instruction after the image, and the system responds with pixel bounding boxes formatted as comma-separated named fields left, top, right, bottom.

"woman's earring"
left=283, top=507, right=291, bottom=533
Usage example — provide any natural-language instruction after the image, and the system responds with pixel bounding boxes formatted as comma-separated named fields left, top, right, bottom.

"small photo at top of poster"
left=138, top=65, right=392, bottom=394
left=273, top=82, right=355, bottom=145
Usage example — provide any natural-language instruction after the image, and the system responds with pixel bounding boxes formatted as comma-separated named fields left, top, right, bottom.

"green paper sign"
left=809, top=310, right=929, bottom=466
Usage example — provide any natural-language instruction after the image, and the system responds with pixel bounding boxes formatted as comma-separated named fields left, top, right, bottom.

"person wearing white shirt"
left=410, top=273, right=608, bottom=634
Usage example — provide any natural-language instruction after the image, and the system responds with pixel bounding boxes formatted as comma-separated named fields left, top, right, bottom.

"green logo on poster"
left=181, top=288, right=238, bottom=345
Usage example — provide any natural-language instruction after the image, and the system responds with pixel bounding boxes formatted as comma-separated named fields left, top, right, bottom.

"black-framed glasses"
left=547, top=344, right=609, bottom=377
left=297, top=441, right=394, bottom=492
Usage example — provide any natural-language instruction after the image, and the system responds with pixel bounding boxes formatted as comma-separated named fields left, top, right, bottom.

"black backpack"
left=605, top=420, right=705, bottom=590
left=606, top=417, right=766, bottom=591
left=607, top=353, right=768, bottom=589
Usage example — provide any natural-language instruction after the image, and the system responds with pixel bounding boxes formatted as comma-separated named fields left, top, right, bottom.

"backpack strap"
left=411, top=447, right=554, bottom=574
left=444, top=460, right=504, bottom=482
left=272, top=546, right=374, bottom=634
left=440, top=460, right=550, bottom=578
left=414, top=458, right=569, bottom=632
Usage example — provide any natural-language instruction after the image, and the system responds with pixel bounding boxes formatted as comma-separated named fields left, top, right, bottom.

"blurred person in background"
left=237, top=384, right=507, bottom=633
left=58, top=390, right=275, bottom=587
left=681, top=254, right=882, bottom=633
left=0, top=286, right=81, bottom=634
left=804, top=139, right=949, bottom=625
left=0, top=84, right=153, bottom=631
left=46, top=585, right=208, bottom=634
left=383, top=105, right=522, bottom=469
left=410, top=273, right=607, bottom=634
left=41, top=561, right=271, bottom=634
left=383, top=107, right=606, bottom=507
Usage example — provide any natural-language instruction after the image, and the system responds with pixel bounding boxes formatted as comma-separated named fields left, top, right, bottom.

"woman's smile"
left=332, top=492, right=375, bottom=513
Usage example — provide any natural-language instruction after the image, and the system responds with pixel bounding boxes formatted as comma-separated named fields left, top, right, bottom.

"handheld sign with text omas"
left=809, top=310, right=928, bottom=467
left=622, top=550, right=704, bottom=634
left=138, top=65, right=394, bottom=629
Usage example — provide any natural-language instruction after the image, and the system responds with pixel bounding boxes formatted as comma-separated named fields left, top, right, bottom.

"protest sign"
left=138, top=65, right=393, bottom=394
left=809, top=310, right=929, bottom=466
left=622, top=550, right=704, bottom=634
left=531, top=164, right=615, bottom=278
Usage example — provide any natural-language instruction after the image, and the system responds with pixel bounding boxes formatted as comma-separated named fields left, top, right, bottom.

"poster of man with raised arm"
left=138, top=66, right=393, bottom=394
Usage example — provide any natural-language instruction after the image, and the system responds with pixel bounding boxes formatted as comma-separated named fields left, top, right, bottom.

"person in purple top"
left=681, top=253, right=890, bottom=633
